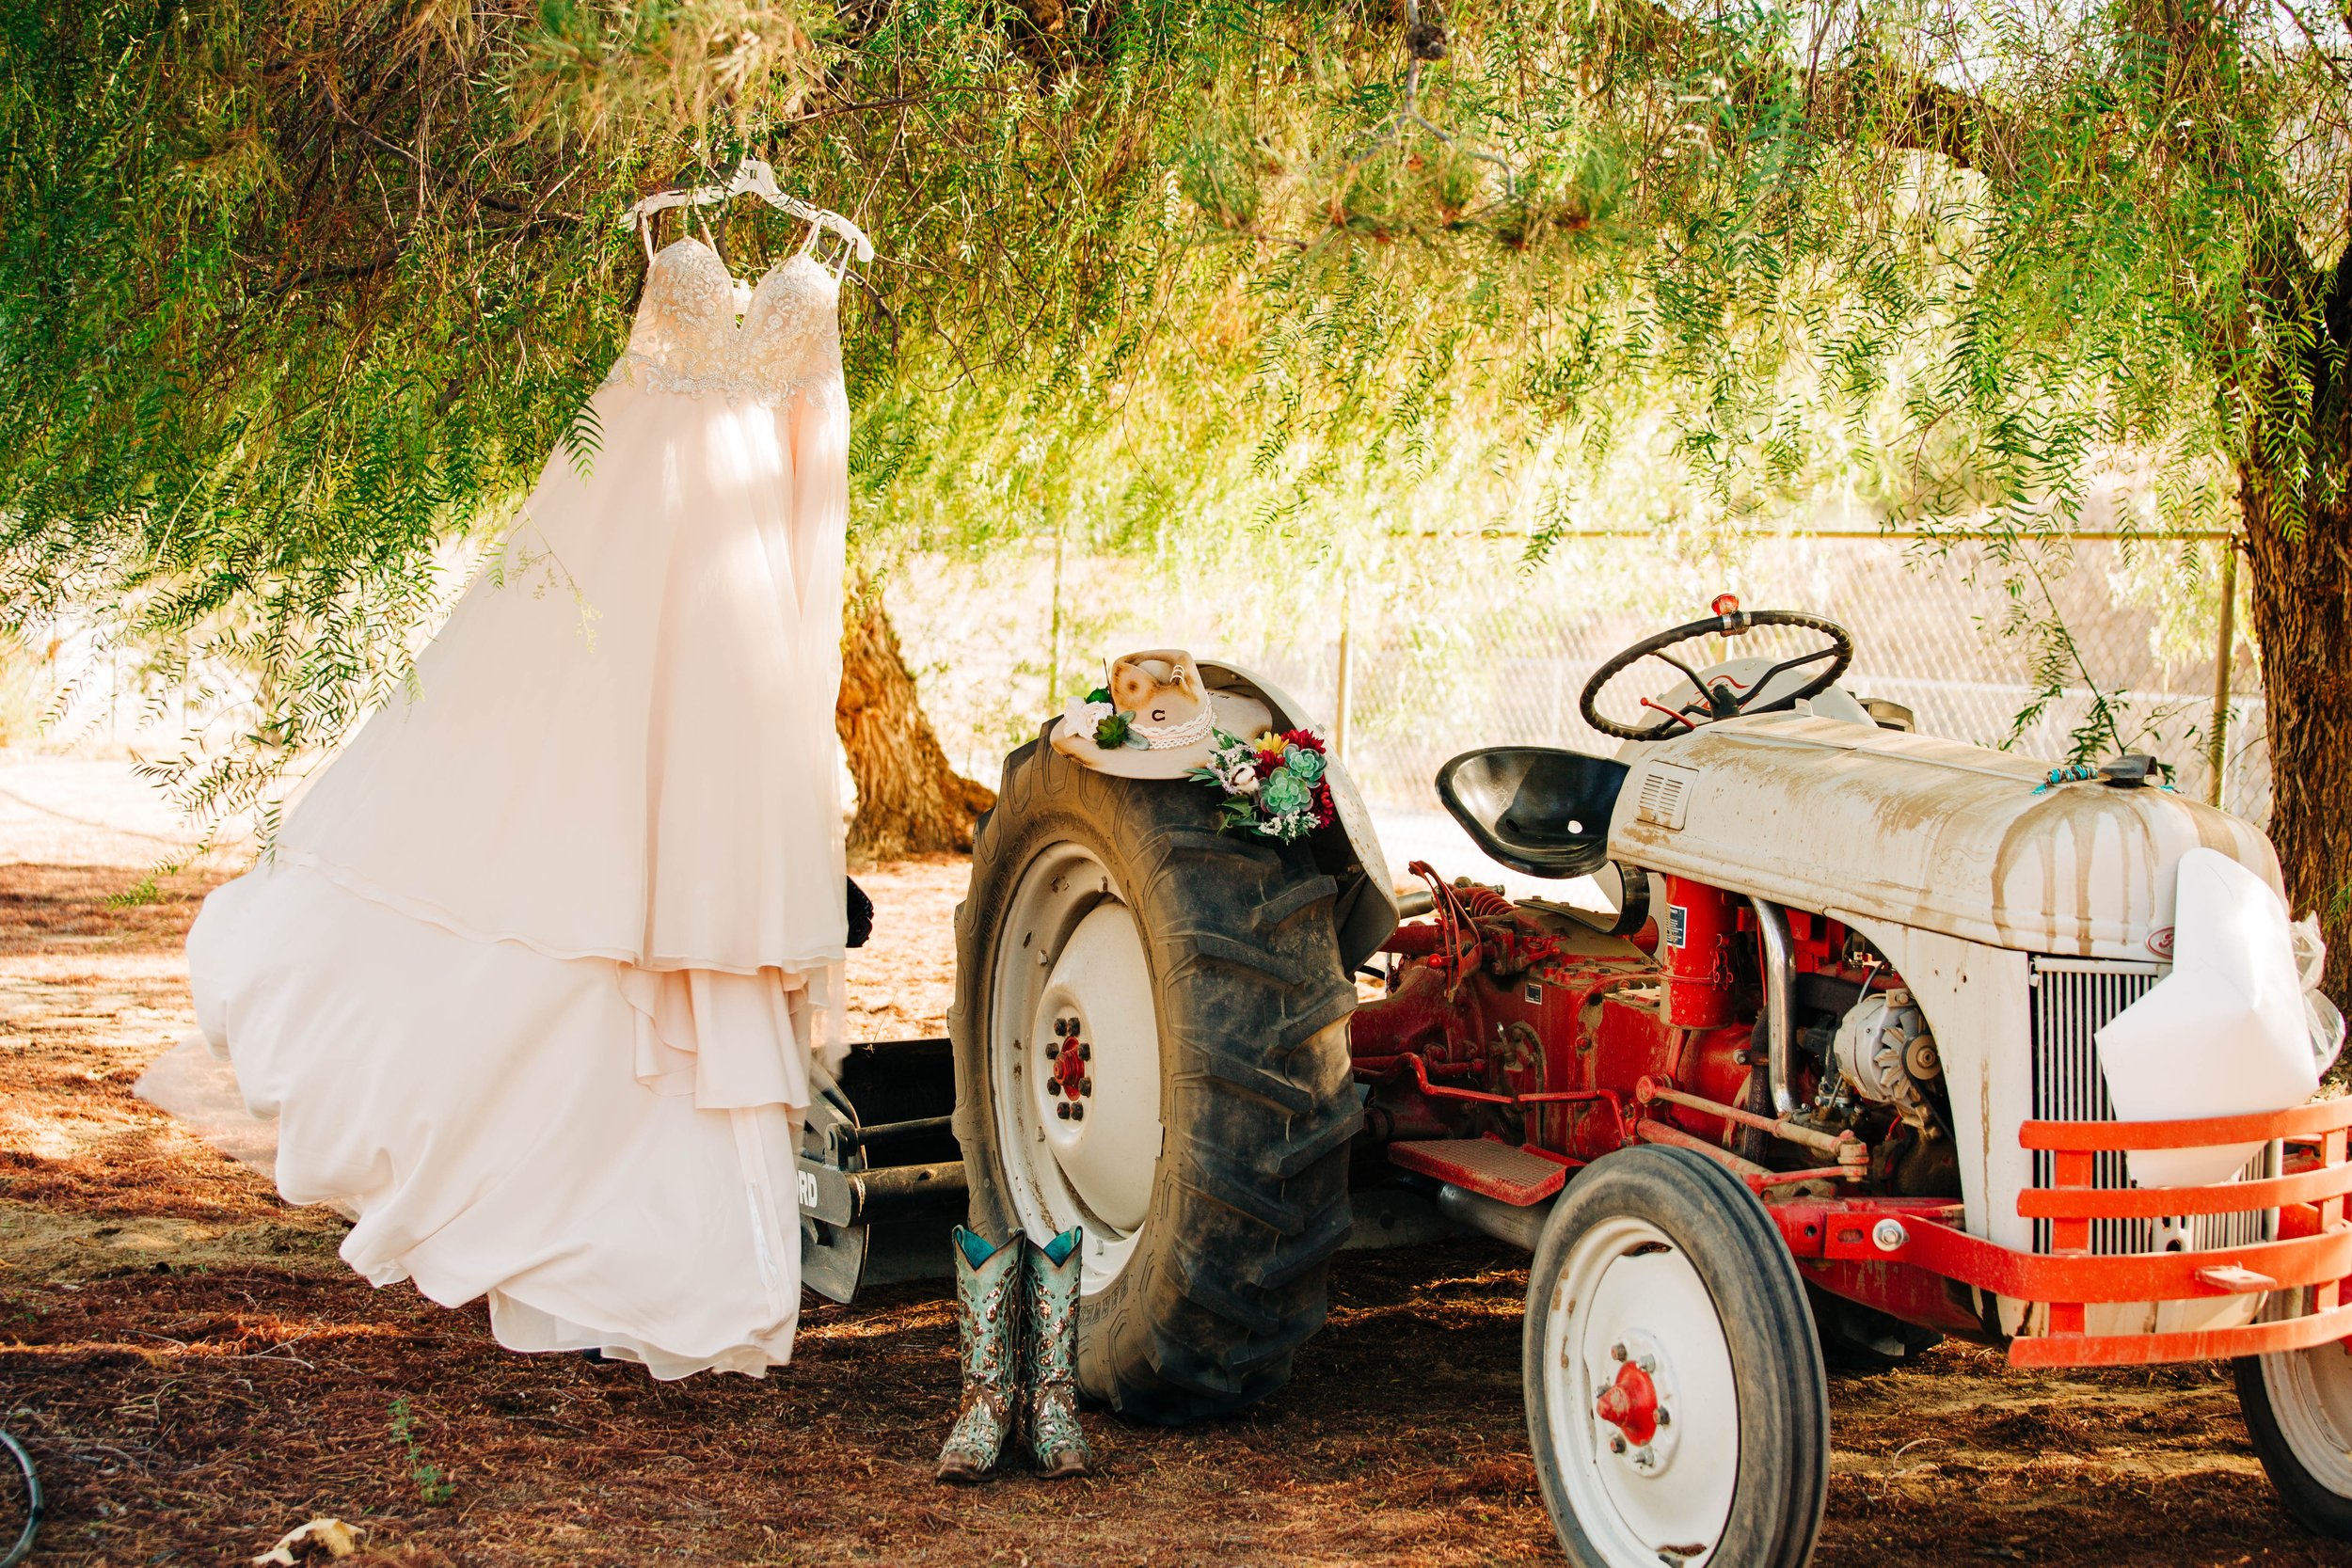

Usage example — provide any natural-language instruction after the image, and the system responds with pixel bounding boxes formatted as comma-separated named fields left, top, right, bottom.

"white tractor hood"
left=1609, top=714, right=2280, bottom=960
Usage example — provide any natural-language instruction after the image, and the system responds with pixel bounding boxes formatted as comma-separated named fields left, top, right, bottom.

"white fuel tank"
left=1609, top=714, right=2280, bottom=960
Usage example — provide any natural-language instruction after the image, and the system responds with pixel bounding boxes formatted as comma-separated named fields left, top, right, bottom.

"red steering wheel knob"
left=1710, top=593, right=1740, bottom=617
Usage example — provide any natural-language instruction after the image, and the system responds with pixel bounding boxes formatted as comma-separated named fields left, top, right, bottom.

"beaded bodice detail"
left=604, top=237, right=843, bottom=405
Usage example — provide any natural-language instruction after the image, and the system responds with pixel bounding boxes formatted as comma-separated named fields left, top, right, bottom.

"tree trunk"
left=835, top=586, right=994, bottom=861
left=2235, top=243, right=2352, bottom=1000
left=2239, top=484, right=2352, bottom=997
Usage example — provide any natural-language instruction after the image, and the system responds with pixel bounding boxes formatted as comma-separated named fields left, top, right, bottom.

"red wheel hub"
left=1595, top=1360, right=1661, bottom=1447
left=1043, top=1015, right=1092, bottom=1103
left=1055, top=1041, right=1089, bottom=1099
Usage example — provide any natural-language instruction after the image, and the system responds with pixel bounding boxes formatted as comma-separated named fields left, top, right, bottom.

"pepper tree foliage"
left=0, top=0, right=2345, bottom=838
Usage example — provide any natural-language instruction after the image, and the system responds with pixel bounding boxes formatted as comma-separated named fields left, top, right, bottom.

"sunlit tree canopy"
left=2, top=0, right=2345, bottom=871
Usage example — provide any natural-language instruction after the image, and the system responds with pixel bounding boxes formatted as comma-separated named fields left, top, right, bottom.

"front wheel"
left=2237, top=1341, right=2352, bottom=1537
left=1524, top=1145, right=1829, bottom=1568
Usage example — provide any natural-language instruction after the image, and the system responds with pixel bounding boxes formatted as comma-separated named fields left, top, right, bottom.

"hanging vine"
left=0, top=0, right=2345, bottom=952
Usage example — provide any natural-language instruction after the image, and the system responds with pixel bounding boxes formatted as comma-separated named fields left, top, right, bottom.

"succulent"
left=1261, top=768, right=1311, bottom=816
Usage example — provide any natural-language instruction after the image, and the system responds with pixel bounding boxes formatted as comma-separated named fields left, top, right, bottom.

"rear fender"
left=1196, top=658, right=1397, bottom=972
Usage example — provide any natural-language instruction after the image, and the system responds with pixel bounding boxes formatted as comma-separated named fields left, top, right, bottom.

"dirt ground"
left=2, top=764, right=2348, bottom=1566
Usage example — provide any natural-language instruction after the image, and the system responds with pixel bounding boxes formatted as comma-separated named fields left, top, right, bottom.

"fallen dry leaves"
left=0, top=847, right=2341, bottom=1566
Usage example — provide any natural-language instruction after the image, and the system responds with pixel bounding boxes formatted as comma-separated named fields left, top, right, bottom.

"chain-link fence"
left=13, top=527, right=2267, bottom=845
left=895, top=529, right=2267, bottom=827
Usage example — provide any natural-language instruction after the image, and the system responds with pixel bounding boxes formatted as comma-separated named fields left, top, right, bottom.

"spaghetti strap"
left=795, top=220, right=853, bottom=286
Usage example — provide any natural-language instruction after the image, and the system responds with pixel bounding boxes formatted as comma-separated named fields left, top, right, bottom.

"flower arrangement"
left=1190, top=728, right=1336, bottom=842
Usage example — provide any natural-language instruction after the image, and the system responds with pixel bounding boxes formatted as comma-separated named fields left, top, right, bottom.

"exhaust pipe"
left=1748, top=895, right=1801, bottom=1118
left=1436, top=1183, right=1553, bottom=1252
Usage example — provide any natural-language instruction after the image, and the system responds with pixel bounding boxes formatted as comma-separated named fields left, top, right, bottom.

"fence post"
left=2206, top=535, right=2238, bottom=808
left=1333, top=585, right=1354, bottom=761
left=1045, top=525, right=1065, bottom=713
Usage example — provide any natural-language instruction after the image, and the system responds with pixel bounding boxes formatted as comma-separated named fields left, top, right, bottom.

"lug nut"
left=1080, top=1078, right=1093, bottom=1097
left=1657, top=1409, right=1672, bottom=1427
left=1610, top=1343, right=1627, bottom=1362
left=1057, top=1101, right=1072, bottom=1120
left=1045, top=1040, right=1059, bottom=1059
left=1046, top=1079, right=1061, bottom=1097
left=1077, top=1041, right=1092, bottom=1061
left=1609, top=1434, right=1626, bottom=1454
left=1070, top=1103, right=1086, bottom=1121
left=1637, top=1355, right=1657, bottom=1374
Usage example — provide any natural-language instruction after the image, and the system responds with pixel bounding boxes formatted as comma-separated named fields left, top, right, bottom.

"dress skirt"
left=172, top=362, right=850, bottom=1378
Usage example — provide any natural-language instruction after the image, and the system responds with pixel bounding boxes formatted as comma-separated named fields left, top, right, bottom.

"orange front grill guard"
left=1771, top=1095, right=2352, bottom=1369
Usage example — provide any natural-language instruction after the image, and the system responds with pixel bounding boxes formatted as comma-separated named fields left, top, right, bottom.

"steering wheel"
left=1579, top=595, right=1855, bottom=741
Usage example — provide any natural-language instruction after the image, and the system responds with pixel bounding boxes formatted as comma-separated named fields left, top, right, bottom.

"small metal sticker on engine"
left=1667, top=904, right=1688, bottom=949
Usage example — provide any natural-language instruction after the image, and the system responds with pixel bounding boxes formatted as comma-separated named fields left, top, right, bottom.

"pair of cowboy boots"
left=935, top=1226, right=1092, bottom=1481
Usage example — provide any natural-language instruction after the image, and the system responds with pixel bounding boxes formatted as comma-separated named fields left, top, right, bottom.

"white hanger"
left=618, top=157, right=875, bottom=264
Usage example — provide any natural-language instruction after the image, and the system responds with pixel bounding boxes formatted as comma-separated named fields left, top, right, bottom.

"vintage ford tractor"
left=802, top=602, right=2352, bottom=1568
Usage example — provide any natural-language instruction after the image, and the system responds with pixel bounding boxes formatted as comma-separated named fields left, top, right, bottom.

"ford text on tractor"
left=803, top=604, right=2352, bottom=1568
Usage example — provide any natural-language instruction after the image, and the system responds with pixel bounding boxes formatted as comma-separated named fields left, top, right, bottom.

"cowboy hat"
left=1051, top=649, right=1275, bottom=781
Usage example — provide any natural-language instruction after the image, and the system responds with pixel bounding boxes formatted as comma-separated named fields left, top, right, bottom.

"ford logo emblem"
left=2146, top=925, right=2176, bottom=959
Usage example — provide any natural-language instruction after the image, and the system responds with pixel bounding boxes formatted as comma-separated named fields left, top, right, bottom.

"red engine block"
left=1349, top=864, right=1874, bottom=1173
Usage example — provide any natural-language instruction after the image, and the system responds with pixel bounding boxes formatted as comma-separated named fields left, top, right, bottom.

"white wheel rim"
left=988, top=842, right=1162, bottom=1294
left=1541, top=1215, right=1740, bottom=1567
left=2264, top=1338, right=2352, bottom=1495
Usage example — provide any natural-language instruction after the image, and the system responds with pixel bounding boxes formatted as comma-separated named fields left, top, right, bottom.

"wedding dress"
left=171, top=230, right=851, bottom=1377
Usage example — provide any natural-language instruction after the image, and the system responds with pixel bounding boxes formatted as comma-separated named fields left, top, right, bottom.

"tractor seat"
left=1437, top=746, right=1629, bottom=879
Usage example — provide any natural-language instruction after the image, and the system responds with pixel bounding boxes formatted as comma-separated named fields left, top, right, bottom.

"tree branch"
left=264, top=249, right=400, bottom=296
left=1609, top=0, right=2023, bottom=182
left=320, top=78, right=547, bottom=219
left=1807, top=59, right=2023, bottom=182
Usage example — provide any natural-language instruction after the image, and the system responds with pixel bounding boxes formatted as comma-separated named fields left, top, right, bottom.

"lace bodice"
left=604, top=237, right=843, bottom=405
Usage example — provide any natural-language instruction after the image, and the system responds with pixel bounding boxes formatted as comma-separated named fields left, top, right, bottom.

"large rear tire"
left=950, top=733, right=1360, bottom=1423
left=2237, top=1342, right=2352, bottom=1538
left=1524, top=1145, right=1829, bottom=1568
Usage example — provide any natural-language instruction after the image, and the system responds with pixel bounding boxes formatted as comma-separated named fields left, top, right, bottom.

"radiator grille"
left=2027, top=957, right=2270, bottom=1255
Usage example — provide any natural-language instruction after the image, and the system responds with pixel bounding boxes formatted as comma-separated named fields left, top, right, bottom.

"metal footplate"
left=1390, top=1137, right=1571, bottom=1206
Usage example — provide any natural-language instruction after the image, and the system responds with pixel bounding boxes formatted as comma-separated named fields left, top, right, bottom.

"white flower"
left=1063, top=696, right=1116, bottom=734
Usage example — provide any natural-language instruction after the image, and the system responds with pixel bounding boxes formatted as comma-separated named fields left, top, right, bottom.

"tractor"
left=800, top=600, right=2352, bottom=1568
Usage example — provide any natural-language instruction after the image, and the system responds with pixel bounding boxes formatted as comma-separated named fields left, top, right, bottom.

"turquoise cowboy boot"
left=1021, top=1227, right=1093, bottom=1478
left=936, top=1227, right=1024, bottom=1483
